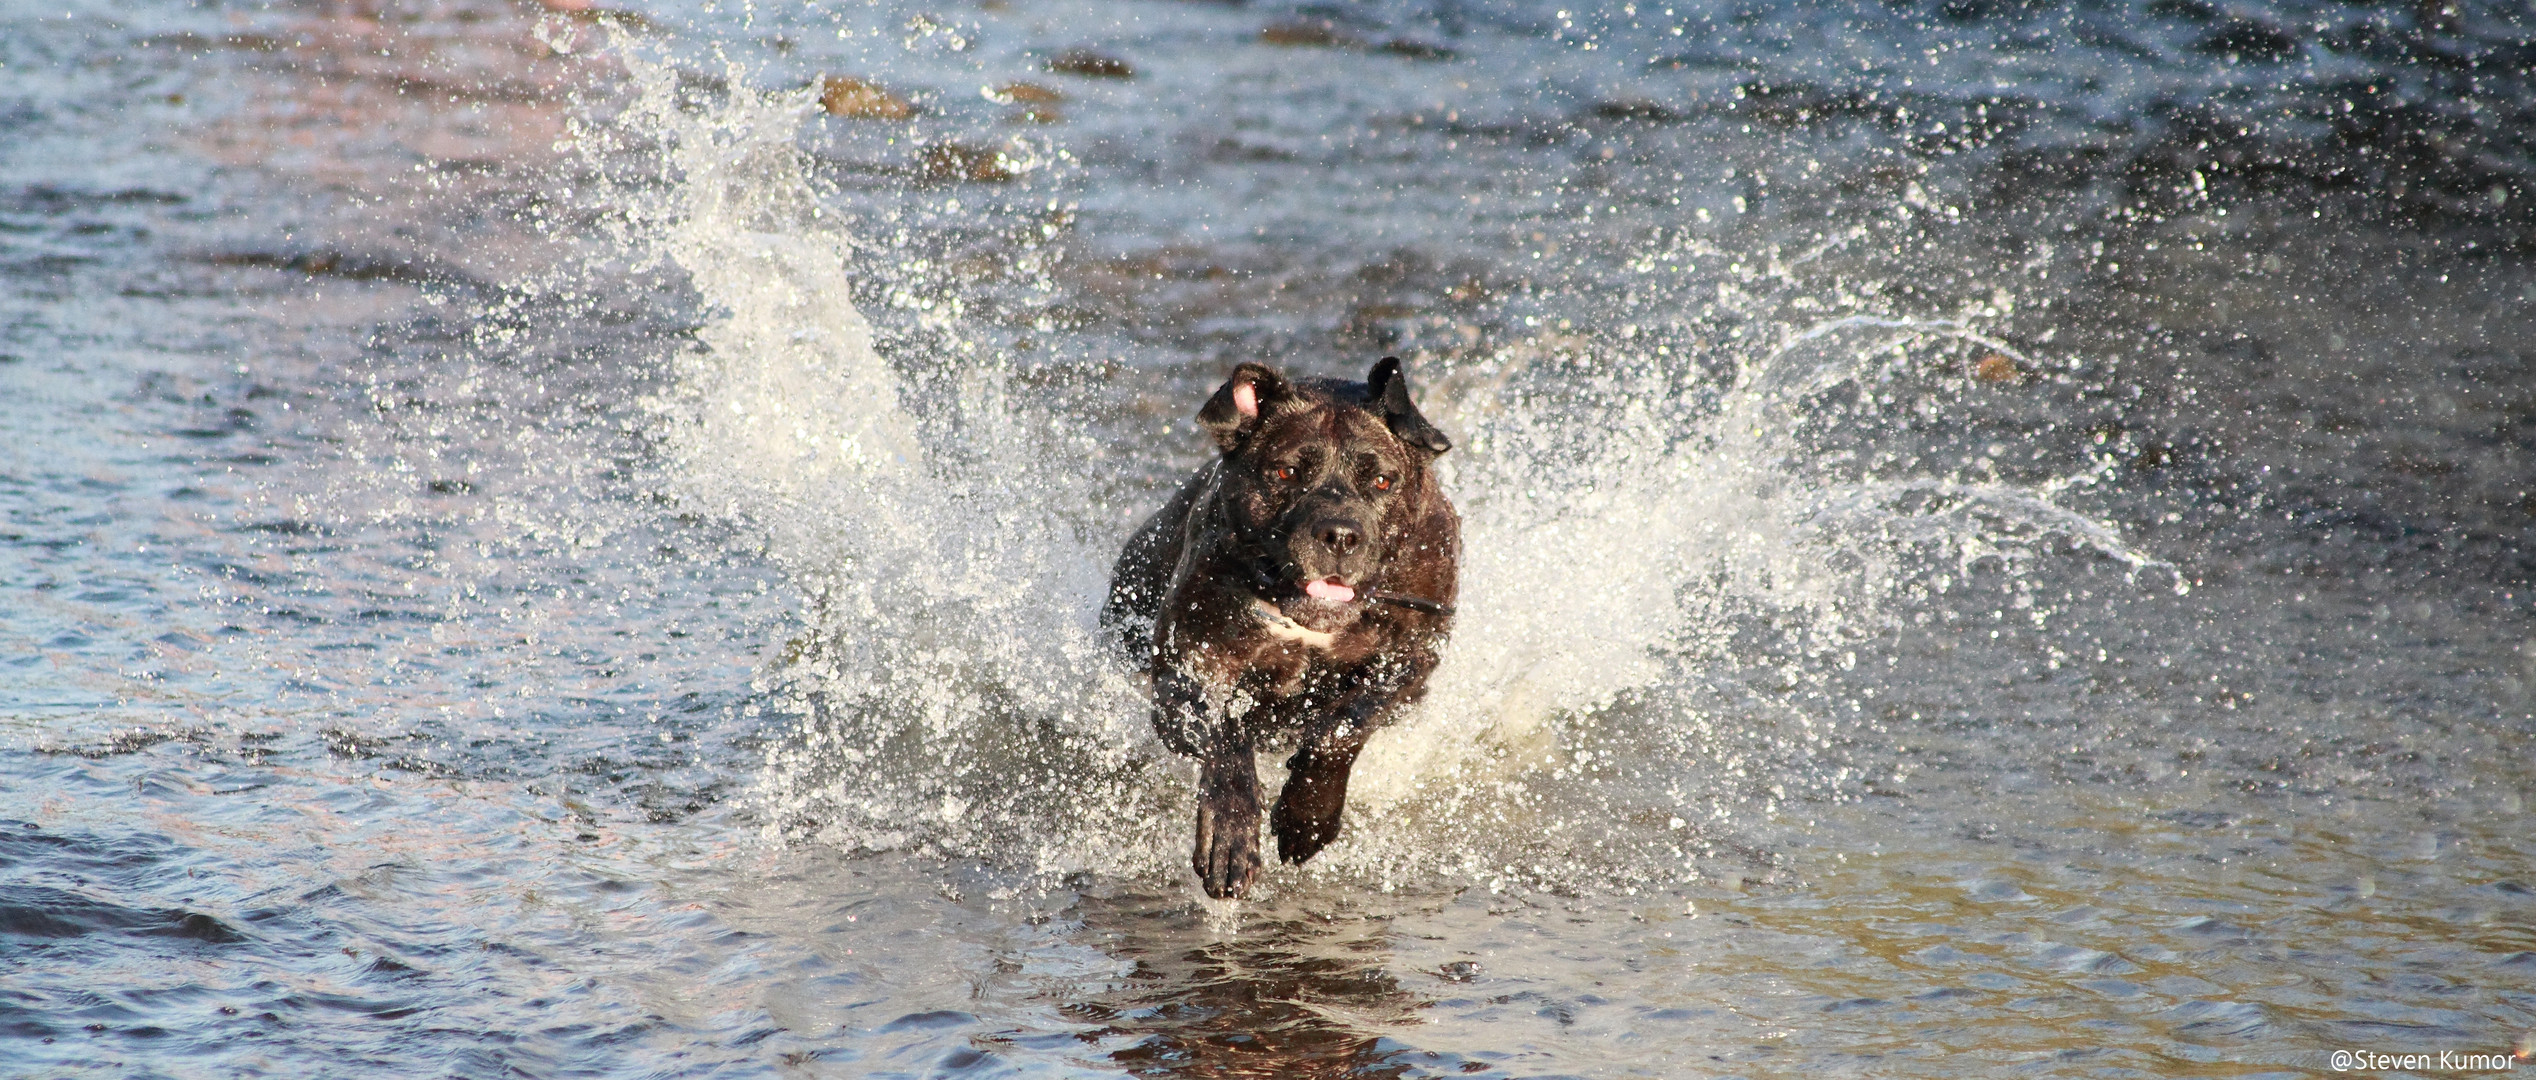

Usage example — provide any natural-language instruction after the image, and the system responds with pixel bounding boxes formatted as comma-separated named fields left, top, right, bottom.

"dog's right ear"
left=1367, top=356, right=1451, bottom=455
left=1197, top=363, right=1294, bottom=452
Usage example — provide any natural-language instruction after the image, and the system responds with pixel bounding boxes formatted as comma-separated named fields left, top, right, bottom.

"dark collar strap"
left=1364, top=589, right=1453, bottom=616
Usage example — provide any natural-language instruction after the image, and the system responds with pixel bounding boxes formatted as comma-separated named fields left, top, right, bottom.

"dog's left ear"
left=1367, top=356, right=1451, bottom=455
left=1197, top=362, right=1295, bottom=452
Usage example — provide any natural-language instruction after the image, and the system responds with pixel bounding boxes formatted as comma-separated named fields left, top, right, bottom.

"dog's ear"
left=1367, top=356, right=1451, bottom=455
left=1197, top=362, right=1295, bottom=452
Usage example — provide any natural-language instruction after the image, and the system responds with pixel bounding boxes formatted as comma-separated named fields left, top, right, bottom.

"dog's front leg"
left=1156, top=669, right=1264, bottom=898
left=1192, top=744, right=1264, bottom=899
left=1270, top=716, right=1373, bottom=866
left=1271, top=663, right=1422, bottom=866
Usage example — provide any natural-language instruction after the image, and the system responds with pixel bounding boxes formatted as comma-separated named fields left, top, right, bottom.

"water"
left=4, top=0, right=2531, bottom=1075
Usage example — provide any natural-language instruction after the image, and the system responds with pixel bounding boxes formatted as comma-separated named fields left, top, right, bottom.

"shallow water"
left=3, top=0, right=2532, bottom=1076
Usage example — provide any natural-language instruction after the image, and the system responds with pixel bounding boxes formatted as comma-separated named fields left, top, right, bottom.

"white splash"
left=584, top=47, right=1164, bottom=878
left=579, top=50, right=2163, bottom=893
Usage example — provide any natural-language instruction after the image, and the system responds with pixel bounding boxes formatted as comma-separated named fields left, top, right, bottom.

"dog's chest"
left=1251, top=599, right=1337, bottom=650
left=1166, top=600, right=1372, bottom=696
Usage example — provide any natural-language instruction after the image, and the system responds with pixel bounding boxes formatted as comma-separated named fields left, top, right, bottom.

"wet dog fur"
left=1104, top=357, right=1458, bottom=899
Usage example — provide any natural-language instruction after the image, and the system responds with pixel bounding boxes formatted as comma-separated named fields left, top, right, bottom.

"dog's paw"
left=1271, top=799, right=1344, bottom=865
left=1192, top=800, right=1263, bottom=899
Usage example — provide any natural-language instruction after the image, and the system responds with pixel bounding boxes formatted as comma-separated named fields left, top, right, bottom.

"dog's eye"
left=1371, top=474, right=1395, bottom=492
left=1273, top=466, right=1297, bottom=482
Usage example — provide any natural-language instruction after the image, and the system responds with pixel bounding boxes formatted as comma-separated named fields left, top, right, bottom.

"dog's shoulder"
left=1102, top=459, right=1222, bottom=665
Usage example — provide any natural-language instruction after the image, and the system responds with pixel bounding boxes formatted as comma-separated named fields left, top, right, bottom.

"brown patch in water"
left=919, top=143, right=1016, bottom=184
left=1260, top=19, right=1362, bottom=48
left=1048, top=49, right=1134, bottom=79
left=820, top=75, right=916, bottom=120
left=1972, top=354, right=2023, bottom=383
left=988, top=81, right=1064, bottom=104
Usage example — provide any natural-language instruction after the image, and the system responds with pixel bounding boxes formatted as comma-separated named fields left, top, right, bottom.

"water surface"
left=3, top=0, right=2532, bottom=1075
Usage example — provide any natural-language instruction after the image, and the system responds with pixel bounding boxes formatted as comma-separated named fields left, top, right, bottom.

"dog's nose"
left=1314, top=519, right=1364, bottom=556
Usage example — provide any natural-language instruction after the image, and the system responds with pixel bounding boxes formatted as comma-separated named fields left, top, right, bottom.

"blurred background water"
left=2, top=0, right=2530, bottom=1075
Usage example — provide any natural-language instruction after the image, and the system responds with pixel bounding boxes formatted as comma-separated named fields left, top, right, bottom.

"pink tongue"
left=1304, top=579, right=1355, bottom=603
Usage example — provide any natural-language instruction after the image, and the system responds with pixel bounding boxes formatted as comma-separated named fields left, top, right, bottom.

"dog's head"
left=1196, top=357, right=1452, bottom=605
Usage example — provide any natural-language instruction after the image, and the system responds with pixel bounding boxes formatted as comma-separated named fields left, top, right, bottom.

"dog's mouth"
left=1301, top=577, right=1357, bottom=604
left=1270, top=565, right=1457, bottom=617
left=1242, top=553, right=1360, bottom=605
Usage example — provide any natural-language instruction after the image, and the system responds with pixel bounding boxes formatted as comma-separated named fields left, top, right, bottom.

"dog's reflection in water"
left=1025, top=891, right=1449, bottom=1079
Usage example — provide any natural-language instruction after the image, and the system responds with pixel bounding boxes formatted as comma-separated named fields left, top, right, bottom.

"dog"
left=1104, top=357, right=1458, bottom=899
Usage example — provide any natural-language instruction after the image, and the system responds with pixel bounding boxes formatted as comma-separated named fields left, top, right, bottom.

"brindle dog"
left=1104, top=357, right=1458, bottom=899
